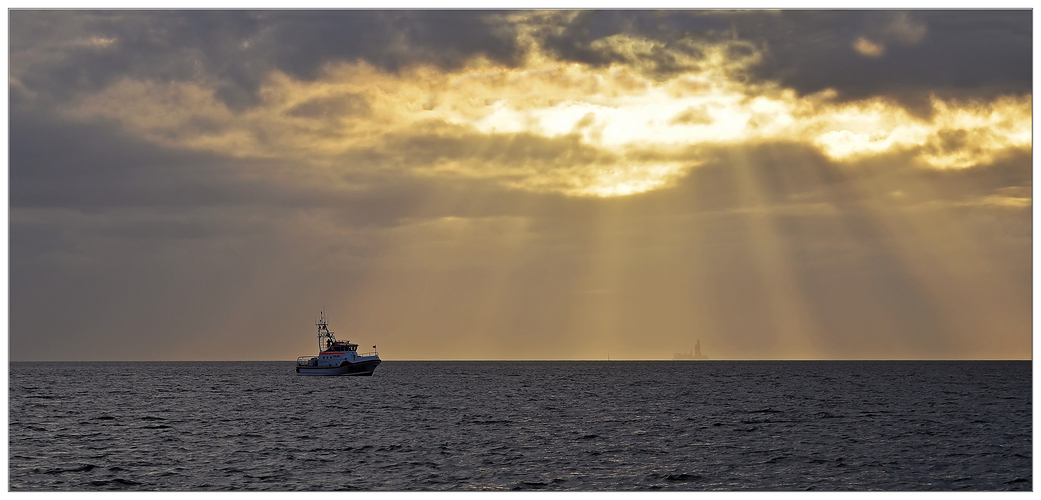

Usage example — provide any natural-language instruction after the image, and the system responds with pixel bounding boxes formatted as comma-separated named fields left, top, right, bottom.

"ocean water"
left=8, top=361, right=1031, bottom=491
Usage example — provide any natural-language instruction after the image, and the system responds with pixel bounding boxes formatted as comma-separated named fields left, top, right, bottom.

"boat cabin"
left=323, top=340, right=359, bottom=353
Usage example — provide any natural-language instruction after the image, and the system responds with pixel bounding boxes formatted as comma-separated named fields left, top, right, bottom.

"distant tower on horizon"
left=673, top=338, right=708, bottom=360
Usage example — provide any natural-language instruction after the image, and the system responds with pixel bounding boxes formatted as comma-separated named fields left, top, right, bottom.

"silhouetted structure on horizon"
left=673, top=339, right=709, bottom=360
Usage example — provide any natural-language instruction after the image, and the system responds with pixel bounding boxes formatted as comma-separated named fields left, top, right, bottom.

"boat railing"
left=358, top=351, right=378, bottom=358
left=297, top=356, right=317, bottom=366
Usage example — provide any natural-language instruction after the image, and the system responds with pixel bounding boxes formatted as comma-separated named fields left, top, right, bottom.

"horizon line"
left=8, top=358, right=1032, bottom=363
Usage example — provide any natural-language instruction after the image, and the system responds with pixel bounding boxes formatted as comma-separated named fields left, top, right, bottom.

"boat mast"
left=316, top=311, right=336, bottom=351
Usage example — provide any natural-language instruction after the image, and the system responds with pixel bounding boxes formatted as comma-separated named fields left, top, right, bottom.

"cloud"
left=10, top=10, right=530, bottom=111
left=884, top=12, right=928, bottom=45
left=12, top=10, right=1030, bottom=115
left=66, top=49, right=1030, bottom=199
left=669, top=105, right=714, bottom=125
left=742, top=10, right=1029, bottom=103
left=853, top=37, right=885, bottom=57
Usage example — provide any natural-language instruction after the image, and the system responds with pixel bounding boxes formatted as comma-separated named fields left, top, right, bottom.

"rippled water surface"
left=9, top=361, right=1031, bottom=490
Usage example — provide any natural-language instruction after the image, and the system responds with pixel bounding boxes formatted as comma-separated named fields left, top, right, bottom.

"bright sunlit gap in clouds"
left=71, top=37, right=1031, bottom=199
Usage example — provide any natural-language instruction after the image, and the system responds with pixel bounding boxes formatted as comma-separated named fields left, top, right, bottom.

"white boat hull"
left=295, top=358, right=381, bottom=376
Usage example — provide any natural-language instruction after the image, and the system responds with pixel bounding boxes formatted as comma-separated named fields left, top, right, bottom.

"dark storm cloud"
left=11, top=11, right=260, bottom=105
left=258, top=11, right=524, bottom=75
left=10, top=10, right=526, bottom=109
left=537, top=10, right=1031, bottom=104
left=11, top=10, right=1028, bottom=112
left=746, top=10, right=1032, bottom=106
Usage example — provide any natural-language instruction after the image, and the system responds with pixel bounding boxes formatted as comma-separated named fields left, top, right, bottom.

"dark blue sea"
left=8, top=361, right=1032, bottom=490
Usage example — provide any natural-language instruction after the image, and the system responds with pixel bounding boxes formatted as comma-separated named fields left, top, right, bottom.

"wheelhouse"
left=323, top=341, right=359, bottom=353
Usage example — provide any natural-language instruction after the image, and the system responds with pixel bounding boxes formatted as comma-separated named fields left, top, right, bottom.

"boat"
left=673, top=339, right=709, bottom=360
left=295, top=311, right=381, bottom=376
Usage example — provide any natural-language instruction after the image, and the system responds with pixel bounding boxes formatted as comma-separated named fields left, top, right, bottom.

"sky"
left=7, top=10, right=1033, bottom=361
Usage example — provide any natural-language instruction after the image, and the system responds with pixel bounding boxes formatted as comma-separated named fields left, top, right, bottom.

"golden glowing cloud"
left=72, top=38, right=1031, bottom=198
left=853, top=37, right=885, bottom=57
